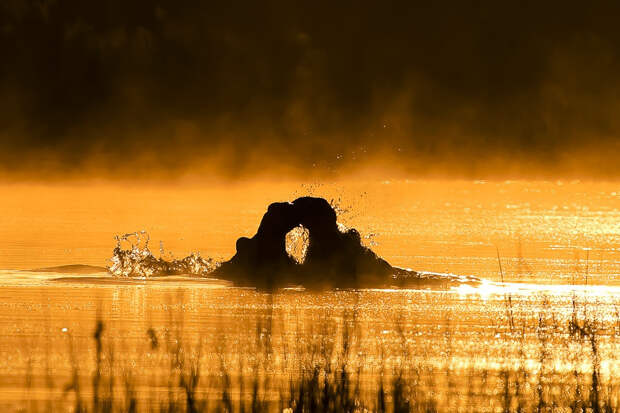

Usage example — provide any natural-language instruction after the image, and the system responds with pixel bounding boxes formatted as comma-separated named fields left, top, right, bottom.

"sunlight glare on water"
left=0, top=179, right=618, bottom=411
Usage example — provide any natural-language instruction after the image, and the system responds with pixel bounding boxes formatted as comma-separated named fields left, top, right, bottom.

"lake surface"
left=0, top=180, right=618, bottom=411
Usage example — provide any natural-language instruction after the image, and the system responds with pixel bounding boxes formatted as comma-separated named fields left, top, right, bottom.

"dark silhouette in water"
left=214, top=197, right=409, bottom=289
left=105, top=196, right=479, bottom=288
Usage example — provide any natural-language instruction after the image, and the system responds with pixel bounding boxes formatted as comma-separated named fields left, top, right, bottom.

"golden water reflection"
left=1, top=274, right=620, bottom=410
left=0, top=179, right=618, bottom=411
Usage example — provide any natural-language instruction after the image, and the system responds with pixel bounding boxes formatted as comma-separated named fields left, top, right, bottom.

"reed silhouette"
left=21, top=293, right=620, bottom=413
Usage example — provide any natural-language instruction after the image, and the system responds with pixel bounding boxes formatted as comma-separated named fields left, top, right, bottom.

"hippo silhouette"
left=213, top=197, right=394, bottom=289
left=213, top=196, right=481, bottom=290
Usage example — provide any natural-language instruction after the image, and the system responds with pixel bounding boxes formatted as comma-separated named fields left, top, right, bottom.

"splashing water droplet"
left=108, top=231, right=219, bottom=277
left=285, top=225, right=310, bottom=264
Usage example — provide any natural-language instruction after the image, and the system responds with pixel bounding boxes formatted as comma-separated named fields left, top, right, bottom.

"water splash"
left=285, top=225, right=310, bottom=264
left=109, top=231, right=219, bottom=277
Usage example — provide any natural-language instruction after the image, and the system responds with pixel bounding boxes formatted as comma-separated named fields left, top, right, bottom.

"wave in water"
left=109, top=231, right=219, bottom=277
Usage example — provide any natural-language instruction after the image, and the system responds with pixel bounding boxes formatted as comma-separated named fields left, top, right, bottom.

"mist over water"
left=2, top=2, right=620, bottom=180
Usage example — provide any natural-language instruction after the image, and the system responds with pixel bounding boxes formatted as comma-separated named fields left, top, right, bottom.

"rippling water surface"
left=0, top=180, right=618, bottom=411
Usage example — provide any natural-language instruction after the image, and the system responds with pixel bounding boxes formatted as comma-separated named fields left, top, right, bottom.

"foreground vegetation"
left=17, top=290, right=620, bottom=413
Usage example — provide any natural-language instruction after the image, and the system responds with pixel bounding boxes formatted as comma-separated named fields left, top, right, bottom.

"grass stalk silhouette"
left=17, top=292, right=620, bottom=413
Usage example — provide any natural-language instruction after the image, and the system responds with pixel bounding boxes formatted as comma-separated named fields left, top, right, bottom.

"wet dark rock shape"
left=213, top=197, right=394, bottom=289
